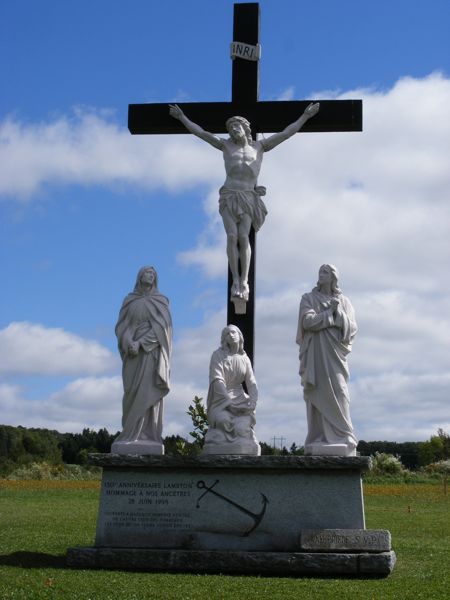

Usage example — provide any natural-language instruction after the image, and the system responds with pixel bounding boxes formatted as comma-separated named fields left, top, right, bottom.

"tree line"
left=1, top=423, right=448, bottom=477
left=0, top=425, right=116, bottom=476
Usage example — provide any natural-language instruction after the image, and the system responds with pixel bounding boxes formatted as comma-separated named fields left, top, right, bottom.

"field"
left=0, top=480, right=448, bottom=599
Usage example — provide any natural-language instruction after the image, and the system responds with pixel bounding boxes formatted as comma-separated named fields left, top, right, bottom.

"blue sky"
left=1, top=0, right=450, bottom=447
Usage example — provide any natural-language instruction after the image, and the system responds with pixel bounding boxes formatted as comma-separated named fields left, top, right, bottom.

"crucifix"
left=128, top=3, right=362, bottom=366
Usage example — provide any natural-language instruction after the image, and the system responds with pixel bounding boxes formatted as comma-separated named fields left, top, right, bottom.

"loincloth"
left=218, top=187, right=268, bottom=232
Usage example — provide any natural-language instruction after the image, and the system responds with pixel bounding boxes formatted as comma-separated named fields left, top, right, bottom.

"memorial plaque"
left=299, top=529, right=392, bottom=552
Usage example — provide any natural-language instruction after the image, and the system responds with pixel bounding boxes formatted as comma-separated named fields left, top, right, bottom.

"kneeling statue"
left=203, top=325, right=260, bottom=456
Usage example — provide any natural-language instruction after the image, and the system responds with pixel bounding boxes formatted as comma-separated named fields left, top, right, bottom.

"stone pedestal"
left=202, top=440, right=261, bottom=456
left=305, top=443, right=356, bottom=457
left=110, top=440, right=164, bottom=455
left=67, top=454, right=395, bottom=577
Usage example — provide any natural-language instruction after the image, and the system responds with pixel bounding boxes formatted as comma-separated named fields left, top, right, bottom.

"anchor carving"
left=196, top=479, right=269, bottom=536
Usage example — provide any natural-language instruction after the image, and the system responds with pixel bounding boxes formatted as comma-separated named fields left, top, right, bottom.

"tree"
left=95, top=428, right=115, bottom=453
left=418, top=435, right=445, bottom=466
left=260, top=442, right=276, bottom=455
left=289, top=442, right=304, bottom=456
left=437, top=429, right=450, bottom=458
left=164, top=434, right=195, bottom=456
left=358, top=440, right=420, bottom=469
left=59, top=435, right=80, bottom=464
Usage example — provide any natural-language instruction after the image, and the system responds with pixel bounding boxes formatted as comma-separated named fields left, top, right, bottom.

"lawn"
left=0, top=480, right=448, bottom=599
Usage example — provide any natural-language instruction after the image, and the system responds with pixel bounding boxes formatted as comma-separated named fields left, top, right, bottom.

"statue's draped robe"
left=205, top=348, right=258, bottom=447
left=115, top=288, right=172, bottom=444
left=296, top=289, right=357, bottom=450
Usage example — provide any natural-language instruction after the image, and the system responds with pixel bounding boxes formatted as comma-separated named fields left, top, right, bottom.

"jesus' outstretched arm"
left=261, top=102, right=320, bottom=151
left=169, top=104, right=224, bottom=150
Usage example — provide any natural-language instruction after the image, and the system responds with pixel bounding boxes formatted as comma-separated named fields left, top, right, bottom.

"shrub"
left=187, top=396, right=208, bottom=449
left=371, top=452, right=406, bottom=475
left=5, top=461, right=101, bottom=480
left=424, top=459, right=450, bottom=475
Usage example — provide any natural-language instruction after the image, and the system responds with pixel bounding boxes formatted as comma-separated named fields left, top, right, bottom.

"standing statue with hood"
left=296, top=264, right=358, bottom=456
left=112, top=266, right=172, bottom=455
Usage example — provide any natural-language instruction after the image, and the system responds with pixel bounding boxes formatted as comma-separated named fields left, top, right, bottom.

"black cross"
left=128, top=3, right=362, bottom=366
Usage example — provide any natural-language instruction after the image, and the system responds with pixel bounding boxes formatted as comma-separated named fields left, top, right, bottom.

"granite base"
left=67, top=547, right=396, bottom=577
left=66, top=454, right=395, bottom=577
left=90, top=455, right=368, bottom=550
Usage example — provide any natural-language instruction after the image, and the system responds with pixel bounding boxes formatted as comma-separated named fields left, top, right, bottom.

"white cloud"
left=0, top=108, right=223, bottom=200
left=177, top=189, right=227, bottom=277
left=43, top=376, right=123, bottom=432
left=0, top=322, right=118, bottom=375
left=0, top=376, right=123, bottom=433
left=277, top=86, right=295, bottom=101
left=0, top=383, right=23, bottom=412
left=351, top=372, right=450, bottom=442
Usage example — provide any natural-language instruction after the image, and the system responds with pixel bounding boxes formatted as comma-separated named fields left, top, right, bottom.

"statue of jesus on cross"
left=169, top=102, right=319, bottom=302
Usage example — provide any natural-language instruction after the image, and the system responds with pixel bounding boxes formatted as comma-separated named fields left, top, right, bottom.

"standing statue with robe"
left=112, top=266, right=172, bottom=455
left=296, top=265, right=358, bottom=456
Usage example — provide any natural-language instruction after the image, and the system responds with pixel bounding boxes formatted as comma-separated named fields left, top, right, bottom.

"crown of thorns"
left=225, top=116, right=251, bottom=130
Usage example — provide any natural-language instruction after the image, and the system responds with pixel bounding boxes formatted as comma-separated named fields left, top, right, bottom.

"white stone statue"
left=202, top=325, right=260, bottom=455
left=296, top=265, right=358, bottom=457
left=169, top=103, right=319, bottom=307
left=111, top=266, right=172, bottom=455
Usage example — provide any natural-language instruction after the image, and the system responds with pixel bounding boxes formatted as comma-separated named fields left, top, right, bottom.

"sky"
left=1, top=0, right=449, bottom=448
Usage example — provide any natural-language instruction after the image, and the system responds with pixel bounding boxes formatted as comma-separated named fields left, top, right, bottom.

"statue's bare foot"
left=240, top=281, right=249, bottom=301
left=231, top=281, right=241, bottom=297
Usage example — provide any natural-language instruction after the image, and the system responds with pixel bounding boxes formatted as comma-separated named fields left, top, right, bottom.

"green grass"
left=0, top=481, right=448, bottom=599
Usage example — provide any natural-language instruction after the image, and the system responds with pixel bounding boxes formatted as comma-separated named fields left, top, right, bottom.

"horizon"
left=1, top=421, right=435, bottom=453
